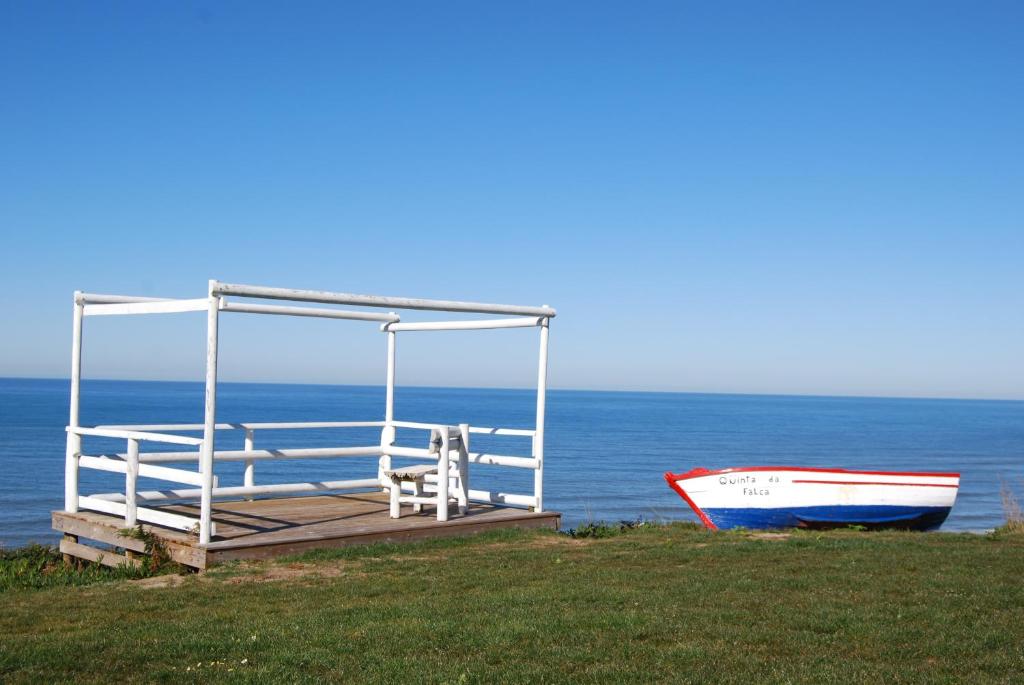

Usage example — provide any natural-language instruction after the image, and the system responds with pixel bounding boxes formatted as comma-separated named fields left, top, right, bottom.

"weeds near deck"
left=998, top=479, right=1024, bottom=534
left=0, top=526, right=188, bottom=592
left=0, top=544, right=146, bottom=592
left=565, top=519, right=646, bottom=539
left=119, top=525, right=185, bottom=575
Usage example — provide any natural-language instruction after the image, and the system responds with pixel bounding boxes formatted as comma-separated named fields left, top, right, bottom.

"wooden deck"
left=52, top=493, right=561, bottom=570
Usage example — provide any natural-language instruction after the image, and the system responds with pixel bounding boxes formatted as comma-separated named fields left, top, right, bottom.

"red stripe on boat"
left=790, top=481, right=958, bottom=485
left=791, top=479, right=958, bottom=488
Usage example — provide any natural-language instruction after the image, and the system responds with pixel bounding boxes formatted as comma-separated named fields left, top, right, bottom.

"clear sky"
left=1, top=2, right=1021, bottom=399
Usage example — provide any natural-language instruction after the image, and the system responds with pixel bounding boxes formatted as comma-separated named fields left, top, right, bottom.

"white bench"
left=384, top=464, right=437, bottom=518
left=384, top=426, right=469, bottom=521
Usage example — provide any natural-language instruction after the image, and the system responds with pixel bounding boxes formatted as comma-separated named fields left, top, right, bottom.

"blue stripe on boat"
left=703, top=505, right=952, bottom=531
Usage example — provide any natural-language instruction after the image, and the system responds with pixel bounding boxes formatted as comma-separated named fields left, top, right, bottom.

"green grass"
left=2, top=525, right=1023, bottom=683
left=0, top=544, right=149, bottom=591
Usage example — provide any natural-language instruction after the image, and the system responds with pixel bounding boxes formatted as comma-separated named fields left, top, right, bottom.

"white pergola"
left=64, top=280, right=555, bottom=544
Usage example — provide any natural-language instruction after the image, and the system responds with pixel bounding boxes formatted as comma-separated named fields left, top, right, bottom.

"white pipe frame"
left=83, top=299, right=210, bottom=316
left=125, top=446, right=384, bottom=463
left=64, top=293, right=84, bottom=513
left=96, top=421, right=387, bottom=431
left=63, top=279, right=555, bottom=543
left=220, top=300, right=400, bottom=323
left=76, top=293, right=173, bottom=305
left=381, top=317, right=544, bottom=332
left=91, top=479, right=383, bottom=503
left=380, top=325, right=397, bottom=489
left=199, top=281, right=220, bottom=544
left=212, top=281, right=556, bottom=317
left=534, top=316, right=550, bottom=512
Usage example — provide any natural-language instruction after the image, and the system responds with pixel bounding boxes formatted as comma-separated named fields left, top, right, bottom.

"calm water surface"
left=1, top=378, right=1021, bottom=548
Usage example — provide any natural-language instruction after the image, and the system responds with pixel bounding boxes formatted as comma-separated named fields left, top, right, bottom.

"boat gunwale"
left=665, top=466, right=961, bottom=482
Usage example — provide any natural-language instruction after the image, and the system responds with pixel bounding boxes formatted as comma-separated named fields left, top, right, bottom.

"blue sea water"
left=0, top=377, right=1021, bottom=548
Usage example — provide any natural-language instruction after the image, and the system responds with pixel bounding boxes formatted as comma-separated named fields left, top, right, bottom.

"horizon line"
left=1, top=374, right=1021, bottom=404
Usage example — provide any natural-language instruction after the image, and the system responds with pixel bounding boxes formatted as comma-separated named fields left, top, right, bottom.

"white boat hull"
left=665, top=466, right=960, bottom=531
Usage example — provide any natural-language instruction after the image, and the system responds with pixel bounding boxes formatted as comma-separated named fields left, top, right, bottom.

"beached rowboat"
left=664, top=467, right=959, bottom=531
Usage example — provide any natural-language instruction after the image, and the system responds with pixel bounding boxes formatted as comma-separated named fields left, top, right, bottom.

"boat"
left=664, top=466, right=960, bottom=531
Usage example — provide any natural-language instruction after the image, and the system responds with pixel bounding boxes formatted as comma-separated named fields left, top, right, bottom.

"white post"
left=125, top=438, right=139, bottom=526
left=533, top=316, right=550, bottom=512
left=243, top=428, right=255, bottom=498
left=379, top=327, right=396, bottom=487
left=458, top=423, right=470, bottom=514
left=64, top=293, right=84, bottom=513
left=389, top=475, right=401, bottom=518
left=199, top=281, right=220, bottom=544
left=437, top=430, right=450, bottom=522
left=385, top=326, right=396, bottom=423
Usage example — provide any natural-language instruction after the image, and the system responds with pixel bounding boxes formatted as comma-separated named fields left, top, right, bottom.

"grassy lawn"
left=1, top=524, right=1022, bottom=683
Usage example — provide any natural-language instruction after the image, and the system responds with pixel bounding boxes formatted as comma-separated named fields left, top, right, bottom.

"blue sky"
left=1, top=2, right=1021, bottom=399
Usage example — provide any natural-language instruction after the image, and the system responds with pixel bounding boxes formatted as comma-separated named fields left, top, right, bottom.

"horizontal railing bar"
left=385, top=446, right=436, bottom=458
left=385, top=447, right=535, bottom=468
left=466, top=426, right=536, bottom=437
left=91, top=479, right=382, bottom=502
left=467, top=490, right=537, bottom=508
left=398, top=495, right=452, bottom=505
left=83, top=299, right=209, bottom=316
left=90, top=492, right=152, bottom=501
left=80, top=456, right=211, bottom=486
left=139, top=506, right=208, bottom=533
left=212, top=281, right=557, bottom=318
left=79, top=455, right=127, bottom=474
left=69, top=426, right=204, bottom=446
left=77, top=495, right=126, bottom=517
left=382, top=317, right=543, bottom=332
left=138, top=463, right=206, bottom=486
left=467, top=453, right=539, bottom=469
left=220, top=301, right=400, bottom=323
left=203, top=446, right=381, bottom=462
left=129, top=447, right=531, bottom=466
left=76, top=293, right=173, bottom=305
left=97, top=420, right=519, bottom=435
left=78, top=496, right=209, bottom=534
left=390, top=420, right=447, bottom=431
left=96, top=421, right=386, bottom=432
left=412, top=483, right=536, bottom=508
left=132, top=446, right=383, bottom=463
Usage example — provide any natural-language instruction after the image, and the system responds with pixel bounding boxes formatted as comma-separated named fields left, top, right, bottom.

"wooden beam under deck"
left=53, top=492, right=560, bottom=571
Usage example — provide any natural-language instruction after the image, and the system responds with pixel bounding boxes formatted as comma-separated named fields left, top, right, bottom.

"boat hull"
left=665, top=467, right=960, bottom=531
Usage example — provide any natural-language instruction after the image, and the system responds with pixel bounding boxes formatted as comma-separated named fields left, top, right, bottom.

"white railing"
left=69, top=422, right=384, bottom=536
left=69, top=417, right=545, bottom=539
left=66, top=426, right=209, bottom=534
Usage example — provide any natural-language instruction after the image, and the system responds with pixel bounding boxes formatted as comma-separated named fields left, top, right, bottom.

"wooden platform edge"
left=206, top=511, right=562, bottom=565
left=52, top=507, right=561, bottom=571
left=202, top=507, right=560, bottom=551
left=52, top=511, right=207, bottom=570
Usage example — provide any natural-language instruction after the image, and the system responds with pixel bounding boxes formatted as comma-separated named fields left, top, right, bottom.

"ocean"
left=1, top=377, right=1021, bottom=548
